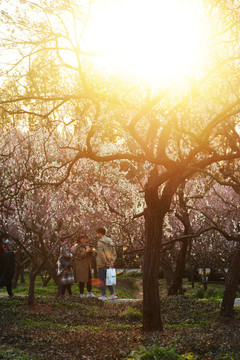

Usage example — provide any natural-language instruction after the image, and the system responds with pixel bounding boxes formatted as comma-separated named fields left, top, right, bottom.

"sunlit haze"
left=82, top=0, right=209, bottom=87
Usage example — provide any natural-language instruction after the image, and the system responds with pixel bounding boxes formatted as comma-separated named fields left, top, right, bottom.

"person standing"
left=96, top=227, right=117, bottom=300
left=57, top=239, right=74, bottom=297
left=71, top=234, right=95, bottom=298
left=0, top=235, right=16, bottom=298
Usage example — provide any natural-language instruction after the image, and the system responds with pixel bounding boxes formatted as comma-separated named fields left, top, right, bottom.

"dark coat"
left=0, top=251, right=15, bottom=287
left=72, top=244, right=92, bottom=283
left=0, top=243, right=8, bottom=261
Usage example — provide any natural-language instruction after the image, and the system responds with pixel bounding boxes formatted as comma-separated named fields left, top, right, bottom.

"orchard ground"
left=1, top=272, right=240, bottom=359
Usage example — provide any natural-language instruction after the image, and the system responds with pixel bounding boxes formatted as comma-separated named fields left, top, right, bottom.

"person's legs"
left=61, top=284, right=67, bottom=295
left=108, top=285, right=115, bottom=295
left=6, top=278, right=13, bottom=297
left=106, top=269, right=117, bottom=298
left=98, top=267, right=106, bottom=296
left=86, top=269, right=92, bottom=293
left=66, top=284, right=72, bottom=296
left=86, top=269, right=95, bottom=297
left=79, top=282, right=85, bottom=295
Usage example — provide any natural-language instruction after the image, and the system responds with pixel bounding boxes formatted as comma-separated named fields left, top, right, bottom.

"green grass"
left=0, top=345, right=41, bottom=360
left=1, top=284, right=240, bottom=359
left=185, top=282, right=225, bottom=299
left=214, top=353, right=240, bottom=360
left=1, top=274, right=240, bottom=359
left=4, top=273, right=238, bottom=302
left=0, top=271, right=138, bottom=299
left=126, top=344, right=196, bottom=360
left=23, top=318, right=102, bottom=332
left=158, top=278, right=240, bottom=301
left=125, top=306, right=142, bottom=321
left=161, top=295, right=220, bottom=326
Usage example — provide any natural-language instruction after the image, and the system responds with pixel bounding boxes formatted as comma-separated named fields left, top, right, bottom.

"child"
left=57, top=239, right=74, bottom=296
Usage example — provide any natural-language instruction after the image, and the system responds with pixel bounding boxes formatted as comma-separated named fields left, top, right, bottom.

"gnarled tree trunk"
left=143, top=206, right=163, bottom=331
left=168, top=187, right=192, bottom=296
left=160, top=255, right=175, bottom=287
left=44, top=260, right=62, bottom=296
left=143, top=169, right=180, bottom=331
left=28, top=263, right=38, bottom=306
left=220, top=242, right=240, bottom=317
left=168, top=239, right=189, bottom=296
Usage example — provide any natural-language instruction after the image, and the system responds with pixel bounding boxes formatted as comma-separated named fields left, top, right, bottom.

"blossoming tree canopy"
left=0, top=0, right=240, bottom=331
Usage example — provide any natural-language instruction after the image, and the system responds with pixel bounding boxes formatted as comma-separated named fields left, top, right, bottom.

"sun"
left=82, top=0, right=209, bottom=87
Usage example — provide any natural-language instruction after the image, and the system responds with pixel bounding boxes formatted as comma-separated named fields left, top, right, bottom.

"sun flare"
left=82, top=0, right=209, bottom=87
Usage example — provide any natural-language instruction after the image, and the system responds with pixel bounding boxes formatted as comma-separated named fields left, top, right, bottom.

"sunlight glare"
left=83, top=0, right=209, bottom=87
left=57, top=116, right=74, bottom=135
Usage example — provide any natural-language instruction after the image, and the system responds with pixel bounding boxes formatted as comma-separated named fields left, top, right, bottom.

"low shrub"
left=193, top=285, right=219, bottom=299
left=205, top=288, right=217, bottom=298
left=193, top=286, right=205, bottom=299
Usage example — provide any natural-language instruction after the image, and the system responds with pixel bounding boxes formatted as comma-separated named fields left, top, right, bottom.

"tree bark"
left=12, top=251, right=26, bottom=288
left=43, top=260, right=62, bottom=296
left=44, top=260, right=59, bottom=285
left=220, top=242, right=240, bottom=317
left=28, top=265, right=38, bottom=306
left=160, top=255, right=175, bottom=286
left=143, top=206, right=163, bottom=331
left=20, top=268, right=25, bottom=283
left=12, top=266, right=21, bottom=289
left=168, top=188, right=192, bottom=296
left=12, top=266, right=25, bottom=288
left=142, top=168, right=180, bottom=331
left=42, top=275, right=52, bottom=287
left=168, top=239, right=189, bottom=296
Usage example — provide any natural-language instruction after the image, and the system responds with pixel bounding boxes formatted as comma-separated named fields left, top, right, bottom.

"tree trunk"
left=44, top=260, right=62, bottom=296
left=20, top=268, right=25, bottom=283
left=28, top=266, right=38, bottom=306
left=143, top=206, right=163, bottom=331
left=160, top=256, right=174, bottom=287
left=28, top=258, right=44, bottom=306
left=12, top=252, right=26, bottom=288
left=44, top=260, right=59, bottom=285
left=190, top=265, right=199, bottom=288
left=168, top=240, right=189, bottom=296
left=142, top=168, right=180, bottom=332
left=168, top=188, right=192, bottom=296
left=220, top=243, right=240, bottom=317
left=12, top=266, right=25, bottom=288
left=12, top=266, right=21, bottom=289
left=42, top=275, right=52, bottom=287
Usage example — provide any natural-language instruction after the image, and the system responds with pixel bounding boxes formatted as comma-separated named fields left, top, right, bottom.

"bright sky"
left=81, top=0, right=209, bottom=88
left=0, top=0, right=210, bottom=91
